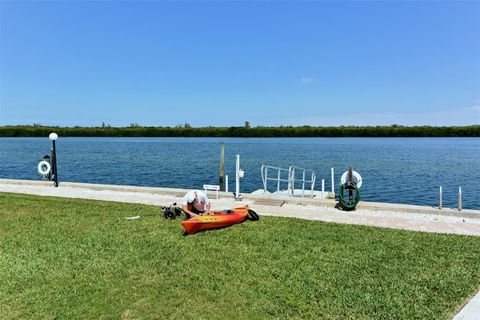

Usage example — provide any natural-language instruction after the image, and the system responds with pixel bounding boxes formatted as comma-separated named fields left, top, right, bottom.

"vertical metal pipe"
left=331, top=168, right=334, bottom=194
left=277, top=169, right=281, bottom=192
left=291, top=168, right=295, bottom=195
left=235, top=155, right=240, bottom=198
left=52, top=140, right=58, bottom=187
left=219, top=142, right=224, bottom=190
left=287, top=167, right=292, bottom=194
left=321, top=179, right=325, bottom=199
left=264, top=167, right=268, bottom=192
left=302, top=170, right=306, bottom=197
left=458, top=187, right=462, bottom=211
left=439, top=186, right=442, bottom=209
left=311, top=172, right=315, bottom=197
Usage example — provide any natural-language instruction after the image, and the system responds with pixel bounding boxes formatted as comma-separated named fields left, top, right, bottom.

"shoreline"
left=1, top=178, right=479, bottom=236
left=1, top=125, right=479, bottom=138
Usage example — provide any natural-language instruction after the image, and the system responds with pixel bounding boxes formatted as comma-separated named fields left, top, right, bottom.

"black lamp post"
left=49, top=132, right=59, bottom=187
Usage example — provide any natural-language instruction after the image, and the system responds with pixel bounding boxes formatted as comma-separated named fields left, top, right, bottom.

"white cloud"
left=470, top=100, right=480, bottom=111
left=300, top=77, right=315, bottom=85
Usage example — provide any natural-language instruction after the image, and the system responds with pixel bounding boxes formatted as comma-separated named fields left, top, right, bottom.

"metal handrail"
left=288, top=166, right=316, bottom=197
left=261, top=164, right=316, bottom=197
left=261, top=165, right=290, bottom=192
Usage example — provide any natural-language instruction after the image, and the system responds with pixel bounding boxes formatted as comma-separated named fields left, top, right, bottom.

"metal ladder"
left=260, top=165, right=316, bottom=197
left=288, top=166, right=316, bottom=197
left=261, top=165, right=290, bottom=193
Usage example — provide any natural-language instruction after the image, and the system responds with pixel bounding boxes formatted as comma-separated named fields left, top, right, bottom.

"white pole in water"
left=458, top=187, right=462, bottom=211
left=321, top=179, right=325, bottom=199
left=439, top=186, right=442, bottom=210
left=331, top=168, right=335, bottom=195
left=225, top=175, right=229, bottom=193
left=235, top=155, right=240, bottom=199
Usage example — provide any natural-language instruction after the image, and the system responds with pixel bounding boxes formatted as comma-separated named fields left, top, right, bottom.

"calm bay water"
left=1, top=137, right=479, bottom=209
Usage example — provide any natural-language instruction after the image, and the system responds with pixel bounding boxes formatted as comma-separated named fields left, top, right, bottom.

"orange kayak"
left=181, top=206, right=251, bottom=235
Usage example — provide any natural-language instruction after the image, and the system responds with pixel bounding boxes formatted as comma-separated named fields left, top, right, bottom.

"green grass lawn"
left=1, top=192, right=479, bottom=319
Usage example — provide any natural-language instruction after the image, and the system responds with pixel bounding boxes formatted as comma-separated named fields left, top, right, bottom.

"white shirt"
left=180, top=190, right=209, bottom=211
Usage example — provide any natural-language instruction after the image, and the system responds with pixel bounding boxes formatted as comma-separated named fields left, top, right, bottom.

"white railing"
left=288, top=166, right=316, bottom=197
left=261, top=165, right=290, bottom=193
left=261, top=165, right=316, bottom=197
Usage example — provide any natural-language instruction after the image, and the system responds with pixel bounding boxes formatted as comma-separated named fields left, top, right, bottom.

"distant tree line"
left=0, top=125, right=478, bottom=137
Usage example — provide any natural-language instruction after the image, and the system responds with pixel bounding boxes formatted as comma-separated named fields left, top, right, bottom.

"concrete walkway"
left=453, top=291, right=480, bottom=320
left=1, top=179, right=479, bottom=236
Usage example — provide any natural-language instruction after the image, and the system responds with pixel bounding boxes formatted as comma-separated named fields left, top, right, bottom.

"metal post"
left=287, top=167, right=292, bottom=194
left=331, top=168, right=334, bottom=194
left=458, top=187, right=462, bottom=211
left=439, top=186, right=442, bottom=210
left=219, top=142, right=225, bottom=190
left=264, top=166, right=268, bottom=192
left=225, top=175, right=229, bottom=193
left=311, top=171, right=315, bottom=197
left=235, top=155, right=240, bottom=199
left=321, top=179, right=325, bottom=199
left=302, top=170, right=306, bottom=197
left=49, top=133, right=59, bottom=187
left=277, top=169, right=281, bottom=192
left=290, top=167, right=295, bottom=195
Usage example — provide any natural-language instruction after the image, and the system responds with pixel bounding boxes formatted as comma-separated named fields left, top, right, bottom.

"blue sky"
left=0, top=1, right=479, bottom=127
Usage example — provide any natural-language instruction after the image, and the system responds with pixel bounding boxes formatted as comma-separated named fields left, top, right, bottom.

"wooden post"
left=219, top=142, right=224, bottom=190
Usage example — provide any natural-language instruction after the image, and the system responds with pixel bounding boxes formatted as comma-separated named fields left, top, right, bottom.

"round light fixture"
left=49, top=132, right=58, bottom=141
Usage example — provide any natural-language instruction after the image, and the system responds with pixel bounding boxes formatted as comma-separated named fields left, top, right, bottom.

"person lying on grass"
left=180, top=190, right=211, bottom=219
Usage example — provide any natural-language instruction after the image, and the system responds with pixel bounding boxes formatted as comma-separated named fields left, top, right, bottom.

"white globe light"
left=49, top=132, right=58, bottom=141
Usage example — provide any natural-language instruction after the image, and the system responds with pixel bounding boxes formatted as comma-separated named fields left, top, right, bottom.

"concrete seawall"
left=1, top=178, right=479, bottom=236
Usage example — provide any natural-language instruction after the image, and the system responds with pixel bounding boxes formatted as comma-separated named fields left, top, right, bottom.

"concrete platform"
left=1, top=178, right=479, bottom=237
left=252, top=188, right=480, bottom=219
